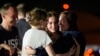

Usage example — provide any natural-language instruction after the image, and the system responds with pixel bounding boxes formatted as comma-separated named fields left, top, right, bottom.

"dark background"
left=0, top=0, right=100, bottom=17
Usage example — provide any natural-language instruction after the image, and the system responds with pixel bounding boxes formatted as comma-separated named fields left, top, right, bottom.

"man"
left=15, top=3, right=31, bottom=47
left=0, top=3, right=19, bottom=56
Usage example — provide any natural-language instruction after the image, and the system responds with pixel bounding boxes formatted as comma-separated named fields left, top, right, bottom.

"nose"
left=58, top=21, right=61, bottom=26
left=52, top=23, right=56, bottom=29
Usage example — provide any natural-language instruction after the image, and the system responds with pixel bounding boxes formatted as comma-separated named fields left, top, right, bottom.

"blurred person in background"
left=15, top=3, right=31, bottom=49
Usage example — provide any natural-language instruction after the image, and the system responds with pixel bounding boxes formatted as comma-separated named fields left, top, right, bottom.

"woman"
left=34, top=11, right=61, bottom=56
left=58, top=11, right=86, bottom=56
left=21, top=8, right=55, bottom=56
left=46, top=11, right=61, bottom=43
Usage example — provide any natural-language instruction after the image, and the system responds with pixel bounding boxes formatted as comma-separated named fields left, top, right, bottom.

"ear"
left=69, top=45, right=76, bottom=56
left=1, top=14, right=5, bottom=19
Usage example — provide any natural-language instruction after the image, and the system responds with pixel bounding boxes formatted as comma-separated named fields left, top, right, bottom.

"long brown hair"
left=46, top=11, right=60, bottom=43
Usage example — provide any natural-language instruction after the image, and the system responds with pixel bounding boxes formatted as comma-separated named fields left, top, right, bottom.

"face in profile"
left=47, top=16, right=58, bottom=33
left=4, top=7, right=17, bottom=26
left=25, top=13, right=31, bottom=22
left=40, top=18, right=47, bottom=30
left=59, top=14, right=69, bottom=32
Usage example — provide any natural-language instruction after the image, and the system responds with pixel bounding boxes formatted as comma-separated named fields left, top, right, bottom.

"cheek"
left=47, top=24, right=56, bottom=32
left=47, top=24, right=52, bottom=30
left=55, top=24, right=58, bottom=29
left=6, top=18, right=11, bottom=23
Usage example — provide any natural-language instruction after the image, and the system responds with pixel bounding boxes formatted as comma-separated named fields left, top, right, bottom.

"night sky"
left=0, top=0, right=100, bottom=17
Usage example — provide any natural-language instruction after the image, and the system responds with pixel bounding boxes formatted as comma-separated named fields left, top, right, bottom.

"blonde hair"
left=29, top=8, right=47, bottom=26
left=0, top=3, right=17, bottom=15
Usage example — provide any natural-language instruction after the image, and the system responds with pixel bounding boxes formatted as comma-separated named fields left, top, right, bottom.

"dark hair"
left=47, top=11, right=58, bottom=20
left=0, top=3, right=16, bottom=15
left=46, top=11, right=60, bottom=42
left=60, top=11, right=78, bottom=30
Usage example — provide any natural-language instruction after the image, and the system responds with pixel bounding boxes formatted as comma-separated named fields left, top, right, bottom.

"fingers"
left=0, top=44, right=15, bottom=56
left=9, top=46, right=15, bottom=56
left=73, top=37, right=79, bottom=45
left=25, top=46, right=36, bottom=55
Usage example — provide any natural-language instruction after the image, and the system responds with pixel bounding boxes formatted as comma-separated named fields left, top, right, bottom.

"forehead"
left=48, top=16, right=56, bottom=20
left=6, top=7, right=17, bottom=15
left=59, top=14, right=67, bottom=20
left=48, top=16, right=57, bottom=22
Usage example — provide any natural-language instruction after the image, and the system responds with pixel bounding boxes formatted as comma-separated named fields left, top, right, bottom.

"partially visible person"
left=59, top=11, right=86, bottom=56
left=15, top=3, right=31, bottom=48
left=21, top=8, right=55, bottom=56
left=0, top=3, right=19, bottom=56
left=25, top=11, right=31, bottom=22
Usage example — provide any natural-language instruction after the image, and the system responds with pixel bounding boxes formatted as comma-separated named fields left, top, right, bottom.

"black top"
left=62, top=30, right=86, bottom=56
left=52, top=33, right=75, bottom=54
left=15, top=19, right=31, bottom=47
left=0, top=25, right=19, bottom=56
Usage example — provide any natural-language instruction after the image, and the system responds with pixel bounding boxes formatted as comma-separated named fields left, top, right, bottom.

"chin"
left=51, top=31, right=56, bottom=33
left=10, top=24, right=15, bottom=26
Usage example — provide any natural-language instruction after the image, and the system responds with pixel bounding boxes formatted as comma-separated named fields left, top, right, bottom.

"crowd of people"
left=0, top=3, right=86, bottom=56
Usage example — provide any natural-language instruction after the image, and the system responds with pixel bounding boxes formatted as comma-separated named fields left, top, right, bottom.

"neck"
left=31, top=25, right=40, bottom=30
left=1, top=22, right=12, bottom=31
left=18, top=14, right=25, bottom=19
left=18, top=16, right=25, bottom=19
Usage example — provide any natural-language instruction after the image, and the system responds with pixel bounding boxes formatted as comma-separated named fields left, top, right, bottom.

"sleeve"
left=42, top=32, right=52, bottom=48
left=22, top=30, right=33, bottom=47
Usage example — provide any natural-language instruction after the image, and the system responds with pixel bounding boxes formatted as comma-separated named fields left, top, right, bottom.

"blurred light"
left=87, top=48, right=93, bottom=54
left=99, top=48, right=100, bottom=54
left=84, top=51, right=89, bottom=56
left=84, top=48, right=94, bottom=56
left=63, top=3, right=69, bottom=10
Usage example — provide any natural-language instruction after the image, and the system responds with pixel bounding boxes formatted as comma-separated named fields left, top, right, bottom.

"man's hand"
left=25, top=46, right=36, bottom=55
left=0, top=44, right=15, bottom=56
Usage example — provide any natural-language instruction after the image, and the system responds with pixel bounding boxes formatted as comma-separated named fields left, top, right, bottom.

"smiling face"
left=58, top=14, right=69, bottom=32
left=3, top=7, right=18, bottom=27
left=47, top=16, right=58, bottom=33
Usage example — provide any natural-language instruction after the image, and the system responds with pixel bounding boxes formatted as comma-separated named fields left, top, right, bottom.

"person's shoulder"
left=25, top=28, right=33, bottom=33
left=66, top=30, right=81, bottom=34
left=16, top=19, right=26, bottom=24
left=38, top=30, right=47, bottom=34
